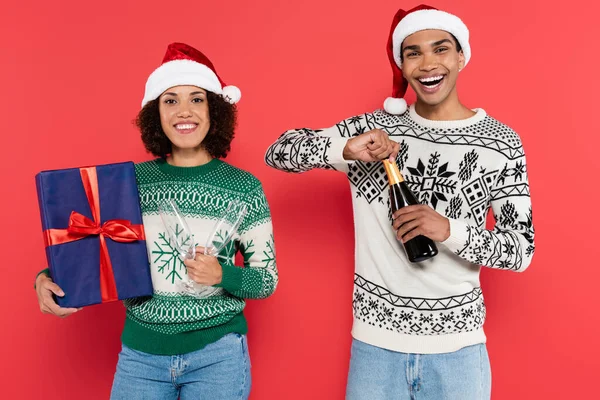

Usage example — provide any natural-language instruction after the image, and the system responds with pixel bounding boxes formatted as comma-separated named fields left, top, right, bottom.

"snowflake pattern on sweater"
left=265, top=105, right=534, bottom=352
left=124, top=159, right=278, bottom=336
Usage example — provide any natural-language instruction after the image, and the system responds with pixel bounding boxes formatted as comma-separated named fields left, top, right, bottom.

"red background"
left=2, top=0, right=598, bottom=398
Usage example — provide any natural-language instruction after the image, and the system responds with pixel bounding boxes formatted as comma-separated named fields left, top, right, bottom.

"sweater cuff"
left=215, top=263, right=243, bottom=293
left=327, top=138, right=354, bottom=165
left=441, top=218, right=470, bottom=252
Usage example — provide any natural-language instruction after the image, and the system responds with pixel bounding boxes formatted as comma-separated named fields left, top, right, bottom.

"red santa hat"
left=141, top=42, right=241, bottom=108
left=383, top=5, right=471, bottom=115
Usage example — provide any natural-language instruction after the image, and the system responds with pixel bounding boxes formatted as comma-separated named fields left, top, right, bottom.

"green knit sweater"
left=121, top=158, right=278, bottom=354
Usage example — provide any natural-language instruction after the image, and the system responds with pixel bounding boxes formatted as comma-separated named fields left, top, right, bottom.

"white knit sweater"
left=265, top=105, right=535, bottom=354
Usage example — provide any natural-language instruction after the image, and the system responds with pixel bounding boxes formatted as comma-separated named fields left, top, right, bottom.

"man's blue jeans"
left=346, top=339, right=491, bottom=400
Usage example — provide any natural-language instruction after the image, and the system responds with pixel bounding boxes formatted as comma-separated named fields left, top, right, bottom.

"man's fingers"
left=371, top=142, right=396, bottom=159
left=390, top=142, right=400, bottom=161
left=356, top=130, right=398, bottom=162
left=356, top=130, right=393, bottom=157
left=369, top=130, right=383, bottom=144
left=369, top=142, right=396, bottom=160
left=367, top=142, right=381, bottom=151
left=393, top=205, right=427, bottom=219
left=393, top=210, right=421, bottom=229
left=397, top=219, right=422, bottom=240
left=368, top=146, right=387, bottom=159
left=385, top=143, right=396, bottom=159
left=402, top=228, right=424, bottom=243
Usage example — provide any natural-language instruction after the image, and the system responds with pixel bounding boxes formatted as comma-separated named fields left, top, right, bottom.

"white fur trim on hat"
left=383, top=97, right=407, bottom=115
left=141, top=59, right=223, bottom=107
left=392, top=9, right=471, bottom=69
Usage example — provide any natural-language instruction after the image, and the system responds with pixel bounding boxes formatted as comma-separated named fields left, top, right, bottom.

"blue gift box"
left=35, top=162, right=152, bottom=308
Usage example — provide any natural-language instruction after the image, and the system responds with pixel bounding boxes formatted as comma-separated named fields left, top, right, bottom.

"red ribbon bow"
left=43, top=167, right=145, bottom=303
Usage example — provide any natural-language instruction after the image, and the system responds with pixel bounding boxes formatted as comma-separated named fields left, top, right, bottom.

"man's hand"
left=35, top=274, right=80, bottom=317
left=183, top=246, right=223, bottom=286
left=392, top=205, right=451, bottom=243
left=343, top=129, right=400, bottom=162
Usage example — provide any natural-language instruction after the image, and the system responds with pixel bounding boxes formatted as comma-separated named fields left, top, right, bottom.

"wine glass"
left=157, top=199, right=200, bottom=295
left=204, top=199, right=248, bottom=257
left=158, top=198, right=248, bottom=298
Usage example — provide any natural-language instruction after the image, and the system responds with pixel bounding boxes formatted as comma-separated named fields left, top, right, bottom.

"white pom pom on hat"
left=383, top=97, right=408, bottom=115
left=383, top=4, right=471, bottom=115
left=222, top=85, right=241, bottom=104
left=141, top=42, right=241, bottom=108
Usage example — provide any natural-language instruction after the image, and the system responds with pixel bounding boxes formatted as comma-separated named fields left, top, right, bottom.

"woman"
left=34, top=42, right=278, bottom=399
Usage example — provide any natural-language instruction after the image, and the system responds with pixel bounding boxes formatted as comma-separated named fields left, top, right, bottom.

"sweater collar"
left=156, top=157, right=222, bottom=177
left=408, top=104, right=487, bottom=130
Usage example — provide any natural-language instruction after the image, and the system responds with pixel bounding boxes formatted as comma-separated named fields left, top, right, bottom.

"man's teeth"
left=176, top=124, right=196, bottom=130
left=419, top=76, right=444, bottom=83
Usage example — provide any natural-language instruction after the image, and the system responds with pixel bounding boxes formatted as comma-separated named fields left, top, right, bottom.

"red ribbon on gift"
left=43, top=167, right=146, bottom=303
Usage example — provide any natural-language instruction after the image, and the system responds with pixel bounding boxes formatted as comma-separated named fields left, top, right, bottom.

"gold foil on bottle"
left=382, top=160, right=405, bottom=185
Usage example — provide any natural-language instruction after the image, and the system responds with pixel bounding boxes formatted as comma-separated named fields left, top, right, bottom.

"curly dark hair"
left=136, top=91, right=237, bottom=159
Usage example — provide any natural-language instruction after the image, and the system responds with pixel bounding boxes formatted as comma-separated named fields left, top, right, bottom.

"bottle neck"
left=382, top=160, right=405, bottom=185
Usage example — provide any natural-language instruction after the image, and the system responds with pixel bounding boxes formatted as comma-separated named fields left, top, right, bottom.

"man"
left=265, top=4, right=535, bottom=399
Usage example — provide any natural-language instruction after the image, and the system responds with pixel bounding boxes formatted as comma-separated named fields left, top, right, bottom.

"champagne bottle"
left=382, top=159, right=438, bottom=262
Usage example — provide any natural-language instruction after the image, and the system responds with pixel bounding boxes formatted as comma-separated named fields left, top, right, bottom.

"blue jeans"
left=110, top=333, right=251, bottom=400
left=346, top=339, right=491, bottom=400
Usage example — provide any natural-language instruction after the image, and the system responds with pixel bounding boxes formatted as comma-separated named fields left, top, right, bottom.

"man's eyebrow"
left=432, top=39, right=453, bottom=46
left=402, top=44, right=420, bottom=53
